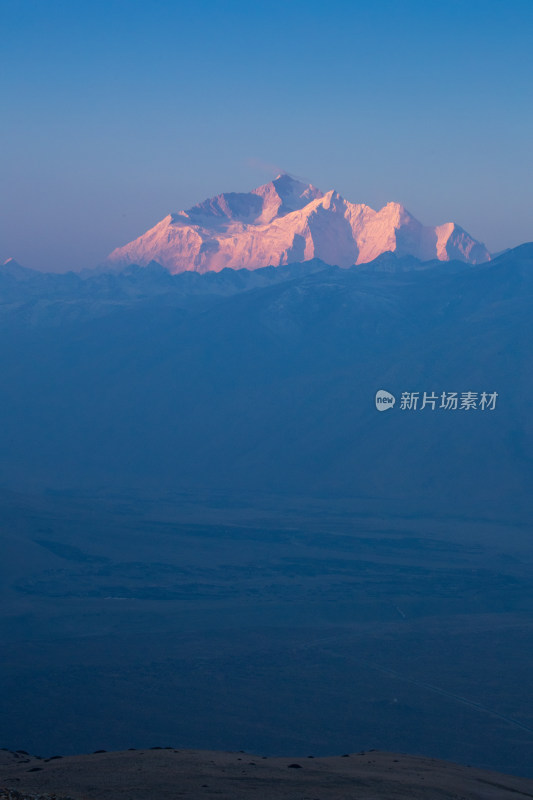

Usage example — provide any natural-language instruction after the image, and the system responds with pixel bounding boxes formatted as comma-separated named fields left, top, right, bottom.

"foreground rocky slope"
left=2, top=748, right=533, bottom=800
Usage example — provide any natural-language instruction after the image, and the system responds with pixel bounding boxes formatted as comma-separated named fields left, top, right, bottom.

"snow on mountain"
left=106, top=174, right=491, bottom=273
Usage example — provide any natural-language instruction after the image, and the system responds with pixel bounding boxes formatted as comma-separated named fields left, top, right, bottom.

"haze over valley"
left=0, top=240, right=532, bottom=783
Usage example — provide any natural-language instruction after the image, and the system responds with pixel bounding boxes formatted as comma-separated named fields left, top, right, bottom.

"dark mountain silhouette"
left=0, top=246, right=530, bottom=520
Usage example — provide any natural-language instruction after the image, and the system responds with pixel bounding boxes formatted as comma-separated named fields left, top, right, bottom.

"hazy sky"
left=2, top=0, right=532, bottom=271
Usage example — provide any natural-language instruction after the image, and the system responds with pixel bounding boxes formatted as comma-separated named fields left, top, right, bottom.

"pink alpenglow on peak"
left=106, top=174, right=491, bottom=273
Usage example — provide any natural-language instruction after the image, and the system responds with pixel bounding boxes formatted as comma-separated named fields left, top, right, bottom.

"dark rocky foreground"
left=2, top=747, right=533, bottom=800
left=0, top=791, right=75, bottom=800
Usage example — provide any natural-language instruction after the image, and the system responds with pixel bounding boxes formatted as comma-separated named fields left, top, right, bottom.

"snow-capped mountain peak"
left=106, top=177, right=491, bottom=273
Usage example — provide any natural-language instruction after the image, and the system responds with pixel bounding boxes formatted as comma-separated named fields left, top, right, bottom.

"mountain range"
left=0, top=244, right=531, bottom=520
left=106, top=174, right=491, bottom=272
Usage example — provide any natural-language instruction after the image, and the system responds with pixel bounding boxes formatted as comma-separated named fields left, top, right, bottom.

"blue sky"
left=1, top=0, right=532, bottom=270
